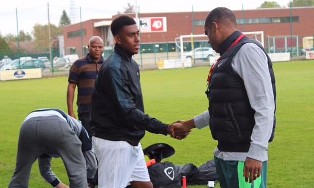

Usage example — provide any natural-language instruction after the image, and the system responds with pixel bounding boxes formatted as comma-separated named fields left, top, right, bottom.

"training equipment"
left=143, top=143, right=218, bottom=188
left=143, top=143, right=175, bottom=162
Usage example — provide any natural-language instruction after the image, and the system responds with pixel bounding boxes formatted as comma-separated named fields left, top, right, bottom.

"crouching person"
left=9, top=108, right=97, bottom=188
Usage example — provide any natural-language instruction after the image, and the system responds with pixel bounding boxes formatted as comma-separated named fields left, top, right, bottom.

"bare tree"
left=124, top=3, right=135, bottom=13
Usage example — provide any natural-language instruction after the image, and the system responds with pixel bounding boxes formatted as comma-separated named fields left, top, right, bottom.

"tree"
left=259, top=1, right=282, bottom=8
left=32, top=24, right=62, bottom=52
left=4, top=34, right=15, bottom=42
left=18, top=30, right=32, bottom=41
left=124, top=3, right=135, bottom=13
left=4, top=31, right=32, bottom=43
left=59, top=10, right=71, bottom=27
left=288, top=0, right=314, bottom=7
left=0, top=35, right=13, bottom=59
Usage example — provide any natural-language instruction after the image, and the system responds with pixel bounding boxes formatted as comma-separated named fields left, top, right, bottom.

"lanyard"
left=207, top=34, right=245, bottom=83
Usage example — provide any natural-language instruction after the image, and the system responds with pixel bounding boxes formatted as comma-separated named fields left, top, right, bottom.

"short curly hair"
left=205, top=7, right=236, bottom=28
left=111, top=15, right=136, bottom=36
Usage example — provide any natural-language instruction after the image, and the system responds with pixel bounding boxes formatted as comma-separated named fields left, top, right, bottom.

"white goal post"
left=243, top=31, right=264, bottom=47
left=175, top=31, right=264, bottom=64
left=155, top=31, right=265, bottom=69
left=175, top=34, right=209, bottom=64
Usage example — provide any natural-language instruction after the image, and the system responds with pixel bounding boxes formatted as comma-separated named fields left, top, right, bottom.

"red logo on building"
left=151, top=18, right=164, bottom=31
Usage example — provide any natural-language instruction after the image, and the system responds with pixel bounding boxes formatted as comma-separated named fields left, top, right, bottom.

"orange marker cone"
left=146, top=159, right=156, bottom=167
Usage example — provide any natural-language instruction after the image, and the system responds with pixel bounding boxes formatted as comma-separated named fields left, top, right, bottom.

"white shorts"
left=93, top=137, right=150, bottom=188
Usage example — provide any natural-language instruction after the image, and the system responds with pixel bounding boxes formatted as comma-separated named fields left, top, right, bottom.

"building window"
left=193, top=20, right=204, bottom=26
left=236, top=16, right=299, bottom=24
left=67, top=29, right=86, bottom=38
left=140, top=43, right=177, bottom=53
left=194, top=16, right=299, bottom=26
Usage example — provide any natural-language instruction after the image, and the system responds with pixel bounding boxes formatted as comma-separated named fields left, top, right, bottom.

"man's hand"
left=68, top=112, right=77, bottom=119
left=88, top=182, right=96, bottom=188
left=168, top=121, right=192, bottom=139
left=169, top=121, right=193, bottom=140
left=244, top=157, right=262, bottom=183
left=55, top=182, right=69, bottom=188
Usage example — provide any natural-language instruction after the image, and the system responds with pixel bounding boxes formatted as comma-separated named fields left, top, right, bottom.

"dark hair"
left=111, top=15, right=136, bottom=36
left=205, top=7, right=236, bottom=28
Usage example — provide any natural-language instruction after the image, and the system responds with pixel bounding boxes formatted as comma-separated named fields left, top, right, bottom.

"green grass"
left=1, top=60, right=314, bottom=187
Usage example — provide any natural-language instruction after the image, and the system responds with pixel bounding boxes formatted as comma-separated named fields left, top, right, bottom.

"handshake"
left=167, top=120, right=195, bottom=140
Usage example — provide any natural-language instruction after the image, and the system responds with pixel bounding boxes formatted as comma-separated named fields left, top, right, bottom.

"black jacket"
left=207, top=32, right=276, bottom=152
left=91, top=45, right=168, bottom=146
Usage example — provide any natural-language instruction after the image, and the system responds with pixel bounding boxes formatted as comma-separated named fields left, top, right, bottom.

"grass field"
left=0, top=60, right=314, bottom=187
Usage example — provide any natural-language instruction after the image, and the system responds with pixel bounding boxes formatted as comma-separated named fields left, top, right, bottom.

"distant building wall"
left=63, top=7, right=314, bottom=56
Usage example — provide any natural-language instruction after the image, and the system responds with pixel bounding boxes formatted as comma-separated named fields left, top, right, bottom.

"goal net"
left=242, top=31, right=264, bottom=47
left=175, top=31, right=264, bottom=65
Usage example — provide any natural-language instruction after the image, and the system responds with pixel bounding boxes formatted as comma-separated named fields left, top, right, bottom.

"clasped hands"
left=168, top=121, right=193, bottom=140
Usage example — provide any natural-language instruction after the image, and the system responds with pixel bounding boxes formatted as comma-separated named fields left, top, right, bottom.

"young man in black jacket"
left=90, top=15, right=188, bottom=188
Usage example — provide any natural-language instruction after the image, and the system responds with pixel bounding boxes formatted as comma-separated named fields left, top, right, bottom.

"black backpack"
left=147, top=161, right=182, bottom=188
left=188, top=160, right=218, bottom=185
left=144, top=143, right=180, bottom=188
left=144, top=143, right=200, bottom=188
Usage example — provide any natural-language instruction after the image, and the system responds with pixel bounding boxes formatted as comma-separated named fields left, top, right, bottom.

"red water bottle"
left=182, top=175, right=187, bottom=188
